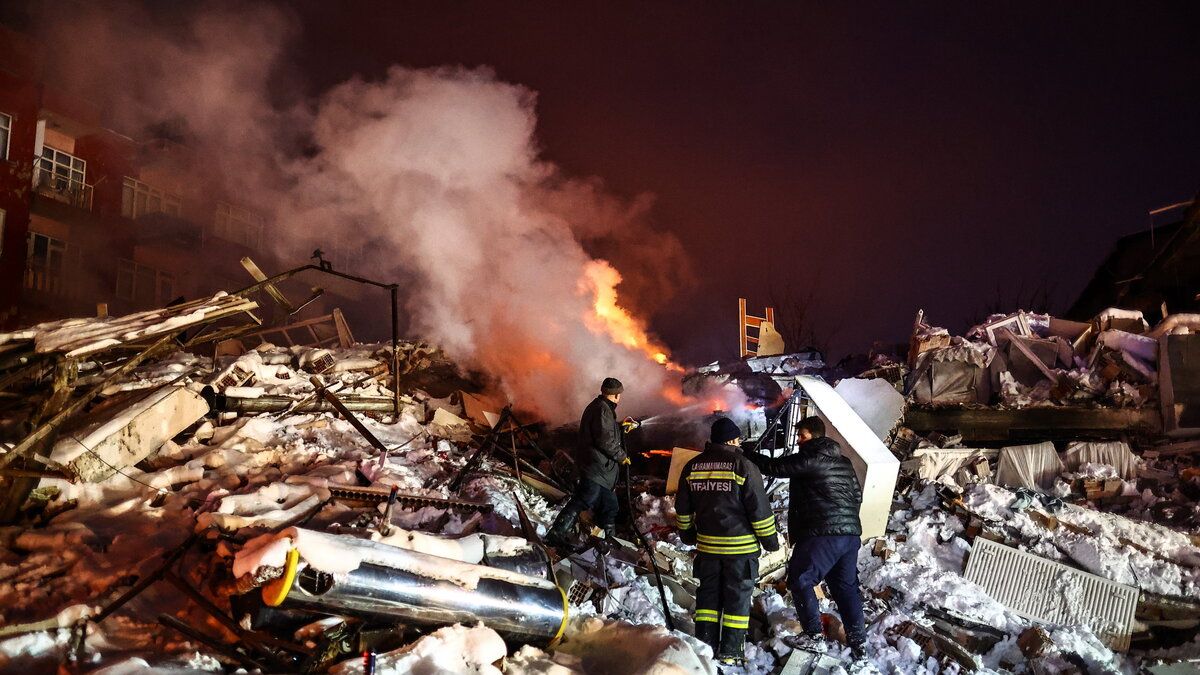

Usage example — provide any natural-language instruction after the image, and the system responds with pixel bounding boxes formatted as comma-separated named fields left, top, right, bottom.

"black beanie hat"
left=601, top=377, right=624, bottom=395
left=710, top=417, right=741, bottom=444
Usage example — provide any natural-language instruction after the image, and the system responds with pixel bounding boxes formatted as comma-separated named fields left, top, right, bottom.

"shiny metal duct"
left=259, top=533, right=567, bottom=646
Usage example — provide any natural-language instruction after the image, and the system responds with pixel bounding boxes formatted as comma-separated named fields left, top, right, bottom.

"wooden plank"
left=240, top=256, right=294, bottom=313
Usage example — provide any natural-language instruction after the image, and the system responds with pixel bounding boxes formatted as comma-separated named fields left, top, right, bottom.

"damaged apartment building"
left=0, top=28, right=373, bottom=332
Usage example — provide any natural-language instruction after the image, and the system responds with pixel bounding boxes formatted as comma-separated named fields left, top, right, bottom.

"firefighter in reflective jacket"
left=675, top=417, right=779, bottom=665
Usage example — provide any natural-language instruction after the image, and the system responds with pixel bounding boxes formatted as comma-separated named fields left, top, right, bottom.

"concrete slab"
left=48, top=385, right=209, bottom=482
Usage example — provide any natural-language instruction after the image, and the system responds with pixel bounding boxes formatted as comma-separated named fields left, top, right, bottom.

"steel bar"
left=157, top=613, right=267, bottom=671
left=308, top=376, right=391, bottom=456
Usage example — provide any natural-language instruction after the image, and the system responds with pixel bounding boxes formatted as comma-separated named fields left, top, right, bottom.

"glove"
left=679, top=529, right=697, bottom=546
left=622, top=457, right=631, bottom=465
left=760, top=534, right=781, bottom=552
left=621, top=417, right=641, bottom=433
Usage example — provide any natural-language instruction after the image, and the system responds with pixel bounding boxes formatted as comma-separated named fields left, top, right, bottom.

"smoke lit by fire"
left=33, top=4, right=697, bottom=423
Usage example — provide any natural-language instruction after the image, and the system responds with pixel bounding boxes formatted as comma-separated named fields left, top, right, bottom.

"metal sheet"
left=963, top=538, right=1138, bottom=651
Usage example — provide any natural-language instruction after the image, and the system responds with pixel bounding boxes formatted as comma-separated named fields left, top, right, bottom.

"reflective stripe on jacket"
left=675, top=442, right=779, bottom=557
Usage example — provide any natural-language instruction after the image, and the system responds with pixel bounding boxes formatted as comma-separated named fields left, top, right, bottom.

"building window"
left=0, top=113, right=10, bottom=162
left=213, top=202, right=264, bottom=249
left=116, top=259, right=176, bottom=306
left=33, top=146, right=92, bottom=208
left=122, top=177, right=182, bottom=219
left=24, top=232, right=70, bottom=296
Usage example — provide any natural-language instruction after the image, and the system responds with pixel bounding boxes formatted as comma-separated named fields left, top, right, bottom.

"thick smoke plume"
left=35, top=2, right=694, bottom=422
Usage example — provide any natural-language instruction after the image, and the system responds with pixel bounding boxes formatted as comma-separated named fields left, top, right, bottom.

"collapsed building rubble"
left=0, top=278, right=1197, bottom=674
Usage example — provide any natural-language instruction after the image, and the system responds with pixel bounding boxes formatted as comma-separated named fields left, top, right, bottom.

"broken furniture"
left=907, top=345, right=991, bottom=406
left=1160, top=332, right=1200, bottom=436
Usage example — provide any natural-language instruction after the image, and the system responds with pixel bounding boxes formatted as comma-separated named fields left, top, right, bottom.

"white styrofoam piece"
left=832, top=377, right=906, bottom=443
left=964, top=537, right=1138, bottom=651
left=796, top=375, right=900, bottom=539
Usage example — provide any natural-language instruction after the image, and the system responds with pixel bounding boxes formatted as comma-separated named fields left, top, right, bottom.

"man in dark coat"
left=675, top=417, right=779, bottom=665
left=546, top=377, right=628, bottom=547
left=744, top=416, right=867, bottom=659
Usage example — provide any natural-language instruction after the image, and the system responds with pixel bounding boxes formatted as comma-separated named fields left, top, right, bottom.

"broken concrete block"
left=797, top=375, right=900, bottom=539
left=428, top=407, right=473, bottom=443
left=1018, top=626, right=1052, bottom=659
left=48, top=385, right=209, bottom=483
left=964, top=538, right=1138, bottom=651
left=995, top=442, right=1064, bottom=491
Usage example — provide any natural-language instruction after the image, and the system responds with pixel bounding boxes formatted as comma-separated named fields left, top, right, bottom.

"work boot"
left=784, top=630, right=829, bottom=653
left=545, top=501, right=584, bottom=549
left=849, top=641, right=868, bottom=663
left=717, top=627, right=747, bottom=664
left=694, top=621, right=719, bottom=655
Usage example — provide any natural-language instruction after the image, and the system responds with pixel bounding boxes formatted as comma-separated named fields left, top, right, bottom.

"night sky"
left=40, top=2, right=1200, bottom=363
left=288, top=2, right=1200, bottom=363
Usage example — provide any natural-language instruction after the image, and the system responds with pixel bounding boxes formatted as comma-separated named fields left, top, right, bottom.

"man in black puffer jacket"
left=546, top=377, right=628, bottom=547
left=744, top=416, right=866, bottom=659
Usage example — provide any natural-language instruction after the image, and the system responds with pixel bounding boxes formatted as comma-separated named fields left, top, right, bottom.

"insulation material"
left=833, top=377, right=905, bottom=443
left=1062, top=441, right=1138, bottom=480
left=47, top=385, right=209, bottom=482
left=903, top=448, right=998, bottom=481
left=1098, top=330, right=1158, bottom=363
left=797, top=375, right=900, bottom=539
left=964, top=537, right=1138, bottom=651
left=909, top=347, right=990, bottom=406
left=995, top=442, right=1064, bottom=490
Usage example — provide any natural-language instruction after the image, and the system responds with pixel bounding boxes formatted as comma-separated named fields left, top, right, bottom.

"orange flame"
left=580, top=260, right=685, bottom=373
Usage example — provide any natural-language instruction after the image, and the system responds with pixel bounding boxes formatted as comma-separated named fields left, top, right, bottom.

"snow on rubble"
left=0, top=340, right=719, bottom=674
left=2, top=303, right=1199, bottom=675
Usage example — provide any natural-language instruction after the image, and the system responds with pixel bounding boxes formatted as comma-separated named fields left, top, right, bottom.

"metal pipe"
left=260, top=532, right=567, bottom=646
left=205, top=391, right=397, bottom=414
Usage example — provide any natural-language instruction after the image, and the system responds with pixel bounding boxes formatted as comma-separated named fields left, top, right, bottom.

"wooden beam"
left=904, top=406, right=1161, bottom=442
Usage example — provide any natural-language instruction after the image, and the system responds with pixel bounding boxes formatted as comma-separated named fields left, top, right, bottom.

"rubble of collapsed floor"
left=0, top=297, right=1198, bottom=674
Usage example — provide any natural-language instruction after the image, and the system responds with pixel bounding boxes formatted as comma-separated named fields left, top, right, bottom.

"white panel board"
left=796, top=375, right=900, bottom=539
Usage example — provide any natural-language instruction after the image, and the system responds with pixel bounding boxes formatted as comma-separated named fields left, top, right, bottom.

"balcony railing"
left=32, top=158, right=94, bottom=210
left=23, top=262, right=73, bottom=298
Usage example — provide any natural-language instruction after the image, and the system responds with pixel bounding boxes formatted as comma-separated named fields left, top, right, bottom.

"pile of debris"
left=1, top=286, right=1199, bottom=674
left=0, top=297, right=721, bottom=674
left=896, top=307, right=1200, bottom=440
